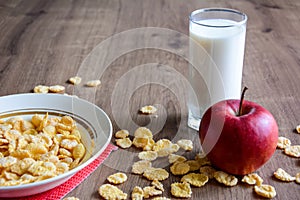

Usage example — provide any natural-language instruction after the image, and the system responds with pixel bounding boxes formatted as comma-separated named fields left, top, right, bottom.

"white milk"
left=188, top=19, right=246, bottom=129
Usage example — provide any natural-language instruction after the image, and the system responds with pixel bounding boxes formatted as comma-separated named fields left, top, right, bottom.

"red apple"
left=199, top=88, right=278, bottom=175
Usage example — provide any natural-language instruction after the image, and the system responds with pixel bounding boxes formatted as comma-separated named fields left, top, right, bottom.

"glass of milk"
left=188, top=8, right=247, bottom=130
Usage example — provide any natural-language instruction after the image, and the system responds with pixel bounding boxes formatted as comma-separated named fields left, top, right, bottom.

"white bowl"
left=0, top=93, right=112, bottom=197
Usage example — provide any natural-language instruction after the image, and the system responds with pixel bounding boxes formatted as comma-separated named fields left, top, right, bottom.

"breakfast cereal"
left=254, top=184, right=276, bottom=199
left=143, top=186, right=162, bottom=198
left=181, top=173, right=209, bottom=187
left=151, top=179, right=164, bottom=191
left=33, top=85, right=49, bottom=93
left=134, top=127, right=153, bottom=139
left=170, top=182, right=192, bottom=198
left=195, top=154, right=211, bottom=166
left=296, top=125, right=300, bottom=134
left=98, top=184, right=127, bottom=200
left=170, top=161, right=190, bottom=176
left=49, top=85, right=65, bottom=93
left=284, top=145, right=300, bottom=158
left=168, top=154, right=187, bottom=164
left=115, top=129, right=129, bottom=139
left=139, top=105, right=157, bottom=114
left=116, top=138, right=132, bottom=149
left=277, top=136, right=291, bottom=149
left=0, top=114, right=86, bottom=186
left=186, top=160, right=201, bottom=171
left=177, top=139, right=193, bottom=151
left=241, top=173, right=263, bottom=186
left=295, top=173, right=300, bottom=184
left=132, top=160, right=152, bottom=175
left=273, top=168, right=296, bottom=182
left=199, top=166, right=216, bottom=179
left=138, top=151, right=158, bottom=161
left=131, top=186, right=144, bottom=200
left=86, top=80, right=101, bottom=87
left=107, top=172, right=128, bottom=184
left=214, top=171, right=238, bottom=186
left=68, top=76, right=82, bottom=85
left=143, top=167, right=169, bottom=181
left=152, top=197, right=170, bottom=200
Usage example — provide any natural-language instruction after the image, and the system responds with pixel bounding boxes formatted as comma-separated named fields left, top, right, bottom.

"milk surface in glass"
left=188, top=16, right=246, bottom=130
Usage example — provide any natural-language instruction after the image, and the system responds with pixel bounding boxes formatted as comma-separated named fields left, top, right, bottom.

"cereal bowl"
left=0, top=93, right=112, bottom=197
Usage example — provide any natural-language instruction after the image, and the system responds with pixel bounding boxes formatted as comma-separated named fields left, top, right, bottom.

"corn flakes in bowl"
left=0, top=93, right=112, bottom=197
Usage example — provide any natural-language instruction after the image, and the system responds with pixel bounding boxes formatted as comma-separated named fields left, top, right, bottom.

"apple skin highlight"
left=199, top=99, right=278, bottom=175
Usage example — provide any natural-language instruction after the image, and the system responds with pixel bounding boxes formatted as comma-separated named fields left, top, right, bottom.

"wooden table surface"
left=1, top=0, right=300, bottom=199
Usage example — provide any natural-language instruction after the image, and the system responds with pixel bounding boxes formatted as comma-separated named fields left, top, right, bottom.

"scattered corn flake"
left=107, top=172, right=128, bottom=184
left=134, top=127, right=153, bottom=139
left=273, top=168, right=296, bottom=182
left=151, top=179, right=164, bottom=191
left=296, top=125, right=300, bottom=134
left=277, top=136, right=291, bottom=149
left=214, top=171, right=238, bottom=186
left=181, top=173, right=209, bottom=187
left=143, top=186, right=162, bottom=198
left=132, top=160, right=152, bottom=175
left=115, top=130, right=129, bottom=139
left=168, top=154, right=187, bottom=164
left=254, top=184, right=276, bottom=199
left=241, top=173, right=263, bottom=186
left=98, top=184, right=127, bottom=200
left=68, top=76, right=82, bottom=85
left=186, top=160, right=201, bottom=172
left=295, top=173, right=300, bottom=184
left=138, top=151, right=158, bottom=161
left=143, top=167, right=169, bottom=181
left=154, top=139, right=180, bottom=157
left=157, top=144, right=180, bottom=157
left=116, top=138, right=132, bottom=149
left=143, top=138, right=155, bottom=151
left=199, top=166, right=216, bottom=179
left=170, top=162, right=190, bottom=176
left=195, top=154, right=211, bottom=166
left=33, top=85, right=49, bottom=93
left=152, top=197, right=170, bottom=200
left=170, top=182, right=192, bottom=198
left=86, top=80, right=101, bottom=87
left=139, top=105, right=157, bottom=114
left=62, top=197, right=80, bottom=200
left=131, top=186, right=144, bottom=200
left=284, top=145, right=300, bottom=158
left=49, top=85, right=65, bottom=93
left=132, top=137, right=149, bottom=149
left=177, top=139, right=193, bottom=151
left=153, top=139, right=171, bottom=151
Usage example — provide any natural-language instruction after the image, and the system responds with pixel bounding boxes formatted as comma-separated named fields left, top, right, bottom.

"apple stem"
left=238, top=87, right=248, bottom=116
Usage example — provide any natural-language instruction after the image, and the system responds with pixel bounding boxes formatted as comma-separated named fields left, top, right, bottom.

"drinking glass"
left=188, top=8, right=247, bottom=130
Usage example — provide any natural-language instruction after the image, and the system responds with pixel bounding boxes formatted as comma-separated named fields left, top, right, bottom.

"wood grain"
left=0, top=0, right=300, bottom=199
